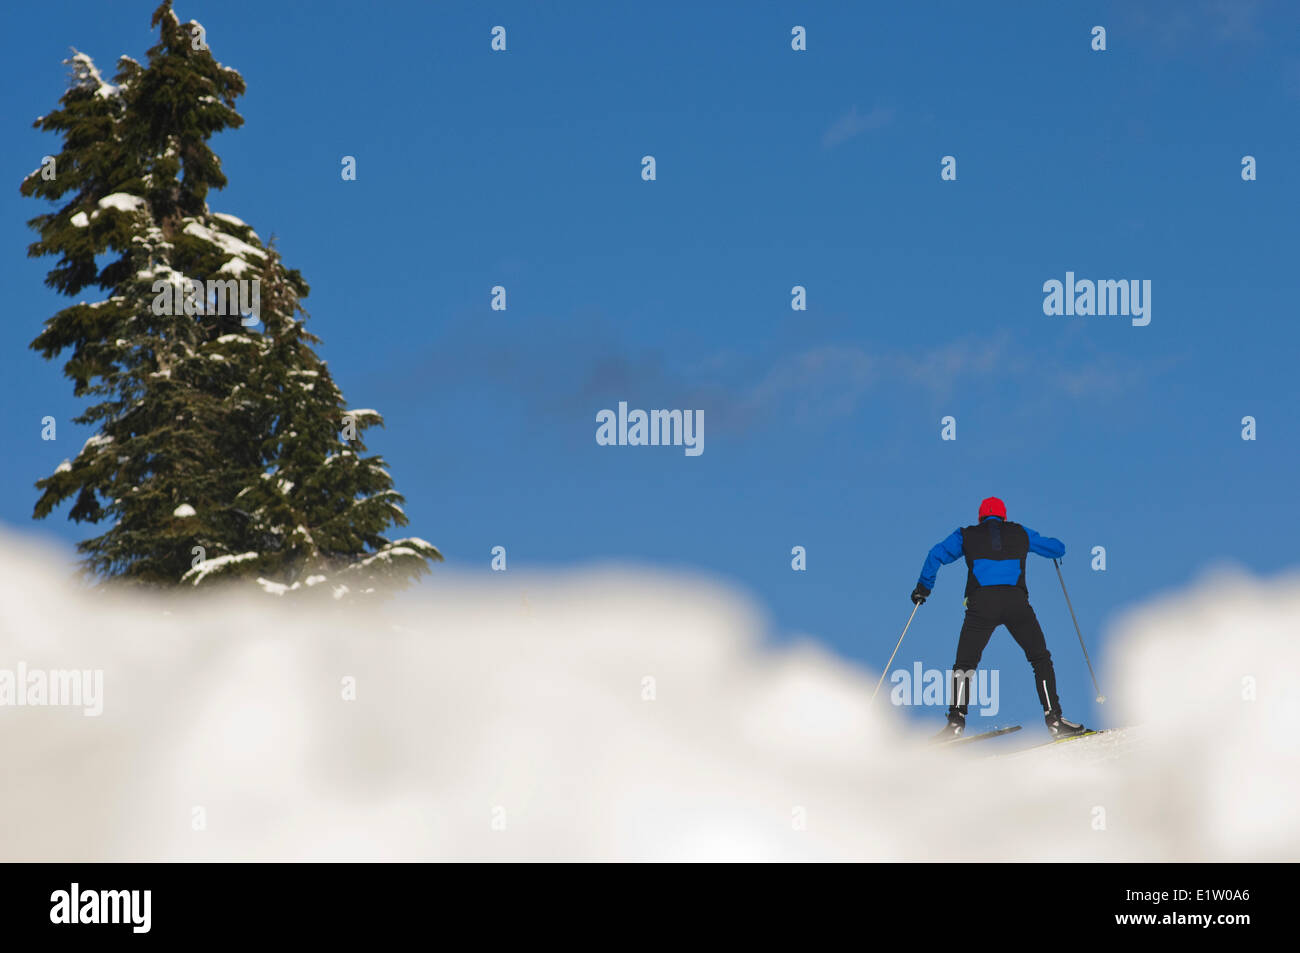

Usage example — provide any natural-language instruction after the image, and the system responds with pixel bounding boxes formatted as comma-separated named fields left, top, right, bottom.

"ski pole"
left=870, top=602, right=920, bottom=705
left=1053, top=558, right=1106, bottom=704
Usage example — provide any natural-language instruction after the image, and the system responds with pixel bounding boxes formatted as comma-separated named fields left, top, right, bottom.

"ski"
left=935, top=725, right=1022, bottom=747
left=1010, top=728, right=1109, bottom=752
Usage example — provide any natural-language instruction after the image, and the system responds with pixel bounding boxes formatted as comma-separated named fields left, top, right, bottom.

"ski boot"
left=1044, top=711, right=1088, bottom=739
left=933, top=712, right=965, bottom=741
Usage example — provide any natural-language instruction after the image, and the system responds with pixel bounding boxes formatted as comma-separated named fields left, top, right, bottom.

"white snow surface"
left=69, top=52, right=118, bottom=98
left=0, top=540, right=1295, bottom=862
left=78, top=434, right=113, bottom=456
left=182, top=220, right=266, bottom=261
left=69, top=212, right=89, bottom=228
left=217, top=258, right=253, bottom=277
left=343, top=546, right=420, bottom=570
left=399, top=536, right=437, bottom=550
left=172, top=503, right=196, bottom=518
left=256, top=577, right=290, bottom=596
left=97, top=193, right=147, bottom=213
left=181, top=551, right=258, bottom=586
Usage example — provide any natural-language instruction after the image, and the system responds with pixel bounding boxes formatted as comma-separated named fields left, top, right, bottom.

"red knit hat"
left=979, top=497, right=1006, bottom=521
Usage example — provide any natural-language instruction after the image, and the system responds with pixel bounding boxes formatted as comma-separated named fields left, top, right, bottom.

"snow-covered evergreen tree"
left=23, top=1, right=440, bottom=594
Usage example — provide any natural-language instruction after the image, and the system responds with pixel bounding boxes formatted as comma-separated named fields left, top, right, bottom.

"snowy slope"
left=0, top=533, right=1296, bottom=862
left=996, top=726, right=1144, bottom=763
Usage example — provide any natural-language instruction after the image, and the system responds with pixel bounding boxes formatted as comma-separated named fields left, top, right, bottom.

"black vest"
left=959, top=519, right=1030, bottom=597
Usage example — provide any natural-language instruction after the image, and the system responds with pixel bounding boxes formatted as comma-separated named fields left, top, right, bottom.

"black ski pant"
left=948, top=586, right=1060, bottom=718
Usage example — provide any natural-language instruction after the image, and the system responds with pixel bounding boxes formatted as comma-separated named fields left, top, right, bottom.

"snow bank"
left=0, top=532, right=1294, bottom=862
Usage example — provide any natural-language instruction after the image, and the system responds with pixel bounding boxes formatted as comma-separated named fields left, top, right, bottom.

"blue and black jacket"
left=917, top=516, right=1065, bottom=599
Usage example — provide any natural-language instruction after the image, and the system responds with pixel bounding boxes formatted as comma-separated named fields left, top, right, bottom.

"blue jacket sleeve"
left=917, top=529, right=964, bottom=590
left=1024, top=527, right=1065, bottom=559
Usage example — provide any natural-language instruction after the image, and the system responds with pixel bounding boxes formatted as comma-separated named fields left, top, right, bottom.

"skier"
left=910, top=497, right=1088, bottom=740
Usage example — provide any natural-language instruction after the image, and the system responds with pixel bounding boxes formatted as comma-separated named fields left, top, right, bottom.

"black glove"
left=911, top=584, right=930, bottom=605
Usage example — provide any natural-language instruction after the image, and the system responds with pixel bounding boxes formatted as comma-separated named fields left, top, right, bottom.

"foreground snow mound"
left=0, top=534, right=1295, bottom=861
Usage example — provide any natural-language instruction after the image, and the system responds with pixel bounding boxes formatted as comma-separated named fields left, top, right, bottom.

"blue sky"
left=3, top=1, right=1297, bottom=733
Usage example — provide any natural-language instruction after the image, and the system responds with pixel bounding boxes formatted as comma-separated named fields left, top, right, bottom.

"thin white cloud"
left=741, top=346, right=877, bottom=419
left=822, top=105, right=895, bottom=149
